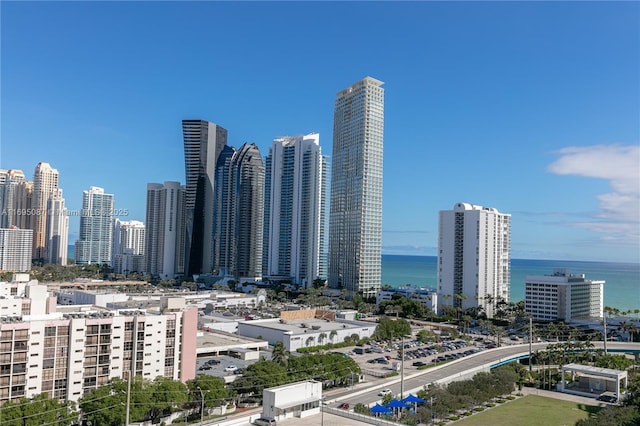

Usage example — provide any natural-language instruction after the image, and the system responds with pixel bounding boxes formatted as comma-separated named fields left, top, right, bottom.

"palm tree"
left=546, top=322, right=559, bottom=342
left=271, top=341, right=289, bottom=366
left=329, top=330, right=337, bottom=343
left=533, top=350, right=548, bottom=389
left=318, top=332, right=327, bottom=345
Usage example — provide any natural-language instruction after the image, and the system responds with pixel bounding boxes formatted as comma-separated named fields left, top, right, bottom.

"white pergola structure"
left=560, top=363, right=628, bottom=398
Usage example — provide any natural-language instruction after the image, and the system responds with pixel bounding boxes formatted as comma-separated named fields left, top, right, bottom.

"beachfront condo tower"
left=328, top=77, right=385, bottom=299
left=75, top=186, right=114, bottom=265
left=182, top=120, right=228, bottom=277
left=438, top=202, right=511, bottom=318
left=213, top=143, right=265, bottom=282
left=145, top=182, right=186, bottom=279
left=263, top=133, right=328, bottom=287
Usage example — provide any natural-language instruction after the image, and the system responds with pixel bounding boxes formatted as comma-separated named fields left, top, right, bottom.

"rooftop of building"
left=240, top=316, right=373, bottom=335
left=196, top=329, right=267, bottom=355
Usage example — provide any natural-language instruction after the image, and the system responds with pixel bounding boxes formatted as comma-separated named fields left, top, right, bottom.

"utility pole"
left=400, top=334, right=405, bottom=399
left=197, top=386, right=205, bottom=424
left=430, top=396, right=434, bottom=426
left=529, top=317, right=533, bottom=372
left=603, top=315, right=608, bottom=355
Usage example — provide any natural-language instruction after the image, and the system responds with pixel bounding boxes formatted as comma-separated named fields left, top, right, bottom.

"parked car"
left=597, top=393, right=618, bottom=403
left=254, top=417, right=277, bottom=426
left=338, top=403, right=350, bottom=409
left=198, top=365, right=212, bottom=371
left=413, top=361, right=426, bottom=367
left=225, top=365, right=238, bottom=372
left=378, top=389, right=392, bottom=396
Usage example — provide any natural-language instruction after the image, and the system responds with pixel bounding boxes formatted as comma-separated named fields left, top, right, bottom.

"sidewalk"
left=519, top=386, right=604, bottom=406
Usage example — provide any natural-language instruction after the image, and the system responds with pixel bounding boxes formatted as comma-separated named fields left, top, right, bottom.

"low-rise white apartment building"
left=376, top=285, right=438, bottom=314
left=0, top=279, right=197, bottom=404
left=525, top=269, right=604, bottom=322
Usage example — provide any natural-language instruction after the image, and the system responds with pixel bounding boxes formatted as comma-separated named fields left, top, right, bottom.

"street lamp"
left=196, top=386, right=206, bottom=424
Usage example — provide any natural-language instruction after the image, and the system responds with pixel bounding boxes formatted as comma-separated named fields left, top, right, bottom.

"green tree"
left=271, top=341, right=289, bottom=366
left=595, top=354, right=633, bottom=370
left=231, top=360, right=288, bottom=399
left=147, top=377, right=189, bottom=423
left=188, top=374, right=233, bottom=419
left=373, top=316, right=411, bottom=341
left=416, top=329, right=436, bottom=344
left=0, top=394, right=76, bottom=426
left=79, top=377, right=147, bottom=426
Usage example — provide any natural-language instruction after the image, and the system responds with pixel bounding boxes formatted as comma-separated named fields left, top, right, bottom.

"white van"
left=254, top=417, right=277, bottom=426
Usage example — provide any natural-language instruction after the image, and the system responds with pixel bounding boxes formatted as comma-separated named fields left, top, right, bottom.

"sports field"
left=451, top=395, right=600, bottom=426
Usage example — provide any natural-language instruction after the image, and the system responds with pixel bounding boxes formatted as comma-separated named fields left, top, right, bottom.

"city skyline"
left=2, top=2, right=638, bottom=263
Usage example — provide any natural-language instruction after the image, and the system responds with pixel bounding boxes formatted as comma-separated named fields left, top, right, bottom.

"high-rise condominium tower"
left=213, top=143, right=264, bottom=281
left=263, top=133, right=328, bottom=287
left=437, top=202, right=511, bottom=318
left=0, top=227, right=33, bottom=272
left=45, top=189, right=69, bottom=265
left=32, top=162, right=59, bottom=260
left=0, top=169, right=27, bottom=228
left=145, top=182, right=186, bottom=279
left=328, top=77, right=385, bottom=298
left=75, top=187, right=114, bottom=265
left=113, top=219, right=145, bottom=257
left=182, top=120, right=228, bottom=277
left=112, top=219, right=146, bottom=275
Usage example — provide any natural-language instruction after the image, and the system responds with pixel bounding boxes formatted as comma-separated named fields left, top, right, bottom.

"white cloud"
left=547, top=144, right=640, bottom=244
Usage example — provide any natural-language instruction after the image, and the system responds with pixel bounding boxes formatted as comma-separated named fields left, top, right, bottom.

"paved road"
left=328, top=341, right=640, bottom=406
left=223, top=341, right=639, bottom=426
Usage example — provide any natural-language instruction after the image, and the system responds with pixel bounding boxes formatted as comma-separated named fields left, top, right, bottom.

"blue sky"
left=1, top=1, right=638, bottom=263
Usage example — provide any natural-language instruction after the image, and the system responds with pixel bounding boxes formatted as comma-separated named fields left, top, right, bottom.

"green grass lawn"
left=450, top=395, right=600, bottom=426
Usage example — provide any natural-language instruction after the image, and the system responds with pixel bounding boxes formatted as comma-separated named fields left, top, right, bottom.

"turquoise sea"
left=381, top=255, right=640, bottom=313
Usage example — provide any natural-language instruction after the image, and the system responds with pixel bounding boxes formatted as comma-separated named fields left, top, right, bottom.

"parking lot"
left=195, top=354, right=264, bottom=378
left=331, top=335, right=495, bottom=378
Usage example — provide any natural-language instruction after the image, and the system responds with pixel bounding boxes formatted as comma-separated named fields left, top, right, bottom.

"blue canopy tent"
left=385, top=399, right=408, bottom=408
left=370, top=403, right=392, bottom=416
left=401, top=394, right=426, bottom=413
left=401, top=394, right=426, bottom=404
left=385, top=399, right=410, bottom=418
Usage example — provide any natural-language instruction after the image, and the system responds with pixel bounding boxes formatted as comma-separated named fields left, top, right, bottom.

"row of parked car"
left=397, top=346, right=439, bottom=361
left=434, top=347, right=482, bottom=363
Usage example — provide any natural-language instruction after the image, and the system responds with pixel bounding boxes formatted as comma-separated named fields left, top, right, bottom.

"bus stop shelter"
left=559, top=363, right=628, bottom=398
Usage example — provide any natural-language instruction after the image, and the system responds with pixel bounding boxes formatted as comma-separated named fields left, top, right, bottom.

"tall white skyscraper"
left=0, top=227, right=33, bottom=271
left=437, top=202, right=511, bottom=318
left=45, top=189, right=69, bottom=265
left=75, top=187, right=114, bottom=265
left=145, top=182, right=186, bottom=279
left=113, top=219, right=145, bottom=256
left=328, top=77, right=385, bottom=298
left=112, top=219, right=145, bottom=275
left=182, top=120, right=228, bottom=277
left=32, top=162, right=59, bottom=260
left=263, top=133, right=328, bottom=287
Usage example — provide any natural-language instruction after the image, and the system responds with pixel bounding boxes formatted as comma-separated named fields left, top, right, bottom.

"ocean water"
left=381, top=255, right=640, bottom=312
